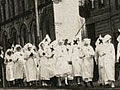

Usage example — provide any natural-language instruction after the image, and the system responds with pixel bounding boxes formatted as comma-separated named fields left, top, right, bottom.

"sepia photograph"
left=0, top=0, right=120, bottom=90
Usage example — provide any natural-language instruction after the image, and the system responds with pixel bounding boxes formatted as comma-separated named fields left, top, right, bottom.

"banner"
left=53, top=0, right=84, bottom=41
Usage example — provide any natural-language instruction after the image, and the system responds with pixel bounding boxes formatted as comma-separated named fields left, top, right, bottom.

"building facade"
left=0, top=0, right=55, bottom=51
left=85, top=0, right=120, bottom=47
left=1, top=0, right=120, bottom=50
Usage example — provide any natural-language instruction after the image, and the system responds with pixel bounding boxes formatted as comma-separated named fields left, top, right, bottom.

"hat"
left=42, top=34, right=51, bottom=45
left=14, top=44, right=22, bottom=52
left=103, top=34, right=111, bottom=42
left=24, top=43, right=33, bottom=51
left=49, top=40, right=57, bottom=48
left=83, top=38, right=91, bottom=45
left=11, top=44, right=14, bottom=48
left=57, top=39, right=63, bottom=46
left=38, top=41, right=44, bottom=49
left=117, top=35, right=120, bottom=42
left=38, top=34, right=51, bottom=48
left=5, top=49, right=13, bottom=57
left=95, top=35, right=103, bottom=46
left=32, top=45, right=37, bottom=52
left=118, top=29, right=120, bottom=32
left=0, top=46, right=3, bottom=50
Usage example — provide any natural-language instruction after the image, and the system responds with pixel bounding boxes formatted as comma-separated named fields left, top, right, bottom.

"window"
left=9, top=0, right=14, bottom=18
left=115, top=0, right=120, bottom=9
left=0, top=6, right=4, bottom=22
left=17, top=0, right=21, bottom=14
left=0, top=6, right=2, bottom=22
left=98, top=0, right=105, bottom=8
left=21, top=0, right=25, bottom=12
left=30, top=21, right=37, bottom=45
left=84, top=0, right=96, bottom=10
left=24, top=0, right=29, bottom=11
left=79, top=0, right=85, bottom=6
left=1, top=0, right=6, bottom=21
left=10, top=27, right=18, bottom=45
left=7, top=0, right=14, bottom=18
left=14, top=0, right=18, bottom=15
left=85, top=0, right=106, bottom=10
left=11, top=0, right=15, bottom=17
left=28, top=0, right=34, bottom=10
left=20, top=24, right=29, bottom=46
left=17, top=0, right=25, bottom=14
left=2, top=31, right=8, bottom=51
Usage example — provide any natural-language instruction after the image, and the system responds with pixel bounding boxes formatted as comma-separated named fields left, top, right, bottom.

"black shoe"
left=65, top=83, right=69, bottom=86
left=100, top=83, right=103, bottom=86
left=84, top=82, right=88, bottom=87
left=90, top=81, right=94, bottom=88
left=104, top=84, right=110, bottom=88
left=78, top=83, right=82, bottom=86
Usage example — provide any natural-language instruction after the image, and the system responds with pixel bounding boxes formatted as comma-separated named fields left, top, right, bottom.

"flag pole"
left=34, top=0, right=40, bottom=43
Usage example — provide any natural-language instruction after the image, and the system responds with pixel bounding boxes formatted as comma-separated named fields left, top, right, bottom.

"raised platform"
left=2, top=86, right=120, bottom=90
left=1, top=80, right=120, bottom=90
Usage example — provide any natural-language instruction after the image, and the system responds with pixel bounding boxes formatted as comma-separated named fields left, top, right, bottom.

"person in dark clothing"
left=0, top=49, right=4, bottom=87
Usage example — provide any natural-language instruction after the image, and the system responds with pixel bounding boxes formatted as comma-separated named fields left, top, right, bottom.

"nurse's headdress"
left=103, top=34, right=111, bottom=43
left=83, top=38, right=91, bottom=45
left=14, top=44, right=22, bottom=52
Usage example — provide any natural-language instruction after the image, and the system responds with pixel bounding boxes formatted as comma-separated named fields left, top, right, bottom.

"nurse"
left=82, top=38, right=95, bottom=87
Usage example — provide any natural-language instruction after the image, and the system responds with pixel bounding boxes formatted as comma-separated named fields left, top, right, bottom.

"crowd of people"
left=2, top=33, right=120, bottom=88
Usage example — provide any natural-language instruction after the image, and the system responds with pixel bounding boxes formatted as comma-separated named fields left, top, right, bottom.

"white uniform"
left=5, top=49, right=14, bottom=81
left=66, top=44, right=73, bottom=79
left=32, top=46, right=40, bottom=81
left=95, top=43, right=105, bottom=84
left=46, top=47, right=56, bottom=78
left=55, top=45, right=71, bottom=77
left=13, top=51, right=25, bottom=80
left=82, top=45, right=95, bottom=82
left=103, top=43, right=115, bottom=84
left=117, top=42, right=120, bottom=62
left=117, top=35, right=120, bottom=80
left=24, top=44, right=38, bottom=82
left=39, top=46, right=54, bottom=80
left=72, top=44, right=84, bottom=77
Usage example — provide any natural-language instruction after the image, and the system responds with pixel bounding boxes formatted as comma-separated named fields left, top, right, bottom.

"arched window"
left=98, top=0, right=105, bottom=8
left=21, top=0, right=25, bottom=12
left=24, top=0, right=29, bottom=11
left=0, top=6, right=2, bottom=21
left=7, top=0, right=14, bottom=18
left=2, top=31, right=8, bottom=51
left=11, top=0, right=15, bottom=17
left=30, top=21, right=37, bottom=46
left=14, top=0, right=19, bottom=15
left=20, top=24, right=29, bottom=46
left=1, top=0, right=6, bottom=21
left=28, top=0, right=34, bottom=10
left=115, top=0, right=120, bottom=9
left=40, top=5, right=56, bottom=41
left=10, top=27, right=18, bottom=45
left=16, top=0, right=21, bottom=14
